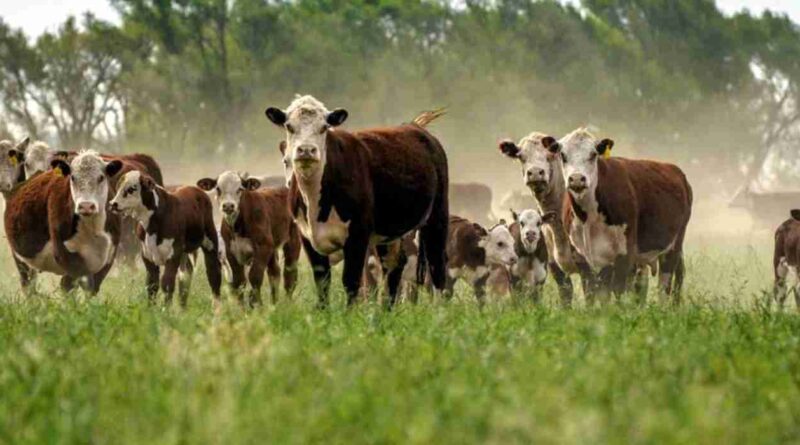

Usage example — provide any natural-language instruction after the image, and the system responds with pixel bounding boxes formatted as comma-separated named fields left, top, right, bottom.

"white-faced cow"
left=555, top=128, right=692, bottom=303
left=197, top=171, right=302, bottom=306
left=499, top=132, right=594, bottom=305
left=4, top=150, right=124, bottom=293
left=444, top=215, right=518, bottom=303
left=265, top=95, right=449, bottom=307
left=110, top=171, right=222, bottom=307
left=508, top=209, right=552, bottom=303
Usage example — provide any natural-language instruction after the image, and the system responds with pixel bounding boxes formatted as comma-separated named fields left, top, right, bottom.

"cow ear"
left=279, top=140, right=287, bottom=155
left=265, top=107, right=287, bottom=126
left=242, top=177, right=261, bottom=191
left=499, top=140, right=521, bottom=159
left=141, top=175, right=155, bottom=190
left=105, top=160, right=123, bottom=177
left=326, top=108, right=348, bottom=127
left=196, top=178, right=217, bottom=191
left=15, top=137, right=31, bottom=152
left=596, top=138, right=614, bottom=158
left=542, top=211, right=557, bottom=224
left=50, top=159, right=71, bottom=177
left=541, top=136, right=561, bottom=154
left=791, top=209, right=800, bottom=221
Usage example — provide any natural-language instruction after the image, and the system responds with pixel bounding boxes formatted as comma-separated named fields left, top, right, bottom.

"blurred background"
left=1, top=0, right=800, bottom=235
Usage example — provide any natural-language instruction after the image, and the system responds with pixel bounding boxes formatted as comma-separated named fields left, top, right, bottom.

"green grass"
left=1, top=237, right=799, bottom=444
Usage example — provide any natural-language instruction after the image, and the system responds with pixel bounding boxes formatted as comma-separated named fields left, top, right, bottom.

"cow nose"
left=109, top=202, right=119, bottom=212
left=77, top=202, right=97, bottom=216
left=525, top=232, right=537, bottom=243
left=296, top=145, right=318, bottom=159
left=568, top=174, right=587, bottom=190
left=508, top=256, right=518, bottom=265
left=222, top=203, right=235, bottom=214
left=527, top=168, right=545, bottom=181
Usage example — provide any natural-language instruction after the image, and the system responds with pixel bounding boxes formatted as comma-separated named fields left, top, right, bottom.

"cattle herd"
left=1, top=94, right=800, bottom=310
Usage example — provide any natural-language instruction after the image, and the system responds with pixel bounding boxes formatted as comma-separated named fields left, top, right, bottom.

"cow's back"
left=4, top=172, right=68, bottom=258
left=253, top=186, right=293, bottom=241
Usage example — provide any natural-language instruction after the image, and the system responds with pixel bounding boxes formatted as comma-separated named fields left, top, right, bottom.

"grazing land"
left=2, top=235, right=799, bottom=444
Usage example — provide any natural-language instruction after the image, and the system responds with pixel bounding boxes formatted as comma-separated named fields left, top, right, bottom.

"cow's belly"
left=142, top=234, right=175, bottom=266
left=570, top=219, right=627, bottom=270
left=63, top=229, right=114, bottom=274
left=16, top=241, right=66, bottom=275
left=229, top=236, right=254, bottom=266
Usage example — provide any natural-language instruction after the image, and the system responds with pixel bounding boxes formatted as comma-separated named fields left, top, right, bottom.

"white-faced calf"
left=197, top=171, right=301, bottom=306
left=509, top=209, right=553, bottom=303
left=444, top=215, right=518, bottom=303
left=110, top=171, right=222, bottom=307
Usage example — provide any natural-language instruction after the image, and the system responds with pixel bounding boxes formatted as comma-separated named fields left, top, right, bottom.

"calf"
left=265, top=95, right=449, bottom=307
left=444, top=215, right=518, bottom=303
left=110, top=172, right=222, bottom=307
left=509, top=209, right=552, bottom=303
left=499, top=132, right=594, bottom=305
left=555, top=128, right=692, bottom=303
left=773, top=210, right=800, bottom=309
left=197, top=171, right=301, bottom=306
left=4, top=150, right=123, bottom=293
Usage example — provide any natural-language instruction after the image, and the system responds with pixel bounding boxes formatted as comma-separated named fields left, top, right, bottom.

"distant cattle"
left=110, top=172, right=222, bottom=307
left=444, top=215, right=517, bottom=303
left=4, top=151, right=124, bottom=294
left=450, top=182, right=494, bottom=226
left=265, top=95, right=449, bottom=307
left=772, top=209, right=800, bottom=310
left=197, top=171, right=301, bottom=306
left=499, top=132, right=593, bottom=306
left=555, top=128, right=692, bottom=302
left=508, top=209, right=552, bottom=303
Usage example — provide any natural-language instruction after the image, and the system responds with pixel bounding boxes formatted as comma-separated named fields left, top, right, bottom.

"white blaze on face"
left=283, top=96, right=331, bottom=179
left=0, top=139, right=26, bottom=192
left=515, top=133, right=559, bottom=191
left=517, top=209, right=544, bottom=253
left=215, top=171, right=245, bottom=224
left=68, top=151, right=111, bottom=217
left=24, top=142, right=51, bottom=177
left=479, top=224, right=518, bottom=266
left=559, top=128, right=601, bottom=200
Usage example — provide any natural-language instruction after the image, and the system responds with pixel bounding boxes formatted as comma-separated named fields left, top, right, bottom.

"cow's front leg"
left=342, top=228, right=370, bottom=307
left=611, top=255, right=634, bottom=301
left=246, top=247, right=270, bottom=308
left=143, top=255, right=160, bottom=304
left=302, top=237, right=331, bottom=309
left=160, top=257, right=181, bottom=306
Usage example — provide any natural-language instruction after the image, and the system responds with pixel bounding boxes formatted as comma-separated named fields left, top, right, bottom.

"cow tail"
left=411, top=108, right=447, bottom=128
left=416, top=232, right=428, bottom=286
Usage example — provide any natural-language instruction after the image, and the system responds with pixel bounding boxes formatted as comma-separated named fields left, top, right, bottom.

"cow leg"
left=596, top=266, right=615, bottom=306
left=302, top=237, right=331, bottom=309
left=420, top=213, right=448, bottom=293
left=143, top=256, right=160, bottom=304
left=633, top=266, right=649, bottom=305
left=160, top=258, right=181, bottom=306
left=673, top=255, right=686, bottom=304
left=549, top=262, right=573, bottom=307
left=473, top=272, right=490, bottom=306
left=86, top=259, right=116, bottom=296
left=177, top=254, right=194, bottom=308
left=13, top=257, right=36, bottom=295
left=282, top=232, right=302, bottom=300
left=60, top=275, right=76, bottom=294
left=577, top=260, right=596, bottom=307
left=261, top=252, right=281, bottom=306
left=342, top=229, right=370, bottom=307
left=202, top=247, right=223, bottom=308
left=611, top=256, right=633, bottom=301
left=379, top=244, right=408, bottom=308
left=227, top=252, right=246, bottom=306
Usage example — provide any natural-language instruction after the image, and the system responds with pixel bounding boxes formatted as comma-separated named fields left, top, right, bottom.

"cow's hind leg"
left=264, top=253, right=281, bottom=305
left=658, top=249, right=683, bottom=305
left=420, top=215, right=448, bottom=294
left=177, top=254, right=194, bottom=308
left=13, top=257, right=37, bottom=296
left=86, top=258, right=116, bottom=296
left=634, top=265, right=649, bottom=305
left=377, top=242, right=408, bottom=309
left=143, top=256, right=160, bottom=304
left=342, top=227, right=370, bottom=307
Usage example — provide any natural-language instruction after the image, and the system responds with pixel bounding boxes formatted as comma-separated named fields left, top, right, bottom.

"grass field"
left=2, top=232, right=800, bottom=444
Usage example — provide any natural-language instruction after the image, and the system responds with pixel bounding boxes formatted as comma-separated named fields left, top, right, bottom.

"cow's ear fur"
left=541, top=136, right=561, bottom=154
left=595, top=138, right=614, bottom=157
left=791, top=209, right=800, bottom=221
left=105, top=160, right=123, bottom=177
left=499, top=140, right=521, bottom=159
left=265, top=107, right=287, bottom=126
left=242, top=177, right=261, bottom=191
left=542, top=211, right=557, bottom=224
left=50, top=159, right=71, bottom=177
left=197, top=178, right=217, bottom=191
left=326, top=108, right=348, bottom=127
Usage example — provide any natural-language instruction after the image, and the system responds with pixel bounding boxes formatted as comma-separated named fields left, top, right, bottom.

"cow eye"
left=590, top=152, right=598, bottom=160
left=497, top=241, right=505, bottom=248
left=286, top=124, right=295, bottom=134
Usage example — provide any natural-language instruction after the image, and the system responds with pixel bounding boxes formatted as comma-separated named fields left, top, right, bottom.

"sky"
left=0, top=0, right=798, bottom=38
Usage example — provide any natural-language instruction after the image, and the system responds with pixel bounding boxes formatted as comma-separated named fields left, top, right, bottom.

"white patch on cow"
left=110, top=171, right=154, bottom=225
left=777, top=257, right=790, bottom=280
left=532, top=259, right=547, bottom=285
left=142, top=234, right=175, bottom=266
left=63, top=212, right=115, bottom=274
left=16, top=242, right=64, bottom=275
left=229, top=235, right=254, bottom=266
left=24, top=142, right=51, bottom=177
left=479, top=224, right=518, bottom=266
left=512, top=132, right=563, bottom=192
left=294, top=178, right=350, bottom=255
left=569, top=212, right=627, bottom=271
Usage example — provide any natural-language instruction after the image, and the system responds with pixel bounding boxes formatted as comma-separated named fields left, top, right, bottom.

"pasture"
left=2, top=226, right=799, bottom=444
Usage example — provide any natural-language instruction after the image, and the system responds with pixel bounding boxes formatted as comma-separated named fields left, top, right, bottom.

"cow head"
left=552, top=128, right=613, bottom=201
left=24, top=141, right=52, bottom=178
left=109, top=171, right=159, bottom=222
left=499, top=132, right=562, bottom=196
left=265, top=95, right=348, bottom=182
left=511, top=208, right=556, bottom=254
left=197, top=171, right=260, bottom=226
left=479, top=222, right=518, bottom=266
left=0, top=137, right=30, bottom=192
left=51, top=150, right=123, bottom=217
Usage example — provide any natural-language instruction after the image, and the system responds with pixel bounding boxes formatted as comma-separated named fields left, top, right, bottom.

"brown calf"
left=197, top=172, right=301, bottom=306
left=110, top=172, right=222, bottom=307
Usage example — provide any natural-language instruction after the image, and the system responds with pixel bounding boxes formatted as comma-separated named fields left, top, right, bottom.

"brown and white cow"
left=443, top=215, right=518, bottom=302
left=265, top=95, right=449, bottom=307
left=508, top=209, right=552, bottom=303
left=772, top=209, right=800, bottom=310
left=555, top=128, right=692, bottom=303
left=4, top=151, right=124, bottom=293
left=197, top=171, right=302, bottom=306
left=110, top=172, right=222, bottom=307
left=499, top=132, right=593, bottom=305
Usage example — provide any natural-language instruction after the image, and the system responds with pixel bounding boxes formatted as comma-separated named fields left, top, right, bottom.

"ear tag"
left=53, top=166, right=63, bottom=177
left=603, top=147, right=612, bottom=159
left=9, top=155, right=18, bottom=167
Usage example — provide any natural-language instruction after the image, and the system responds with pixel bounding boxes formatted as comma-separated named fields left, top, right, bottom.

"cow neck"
left=293, top=133, right=337, bottom=224
left=533, top=161, right=571, bottom=248
left=138, top=186, right=173, bottom=234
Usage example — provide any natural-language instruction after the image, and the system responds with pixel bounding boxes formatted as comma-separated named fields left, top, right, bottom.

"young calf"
left=197, top=171, right=301, bottom=306
left=110, top=172, right=222, bottom=307
left=773, top=209, right=800, bottom=310
left=509, top=209, right=553, bottom=303
left=444, top=215, right=518, bottom=303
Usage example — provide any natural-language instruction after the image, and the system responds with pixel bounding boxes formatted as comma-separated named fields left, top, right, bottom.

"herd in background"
left=0, top=93, right=795, bottom=310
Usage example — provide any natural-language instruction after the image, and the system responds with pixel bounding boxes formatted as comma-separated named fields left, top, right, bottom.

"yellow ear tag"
left=9, top=156, right=17, bottom=167
left=603, top=148, right=612, bottom=160
left=53, top=166, right=63, bottom=177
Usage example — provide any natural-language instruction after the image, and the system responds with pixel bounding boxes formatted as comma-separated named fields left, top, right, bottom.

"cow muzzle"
left=77, top=201, right=98, bottom=216
left=568, top=174, right=588, bottom=194
left=222, top=202, right=236, bottom=215
left=525, top=231, right=538, bottom=244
